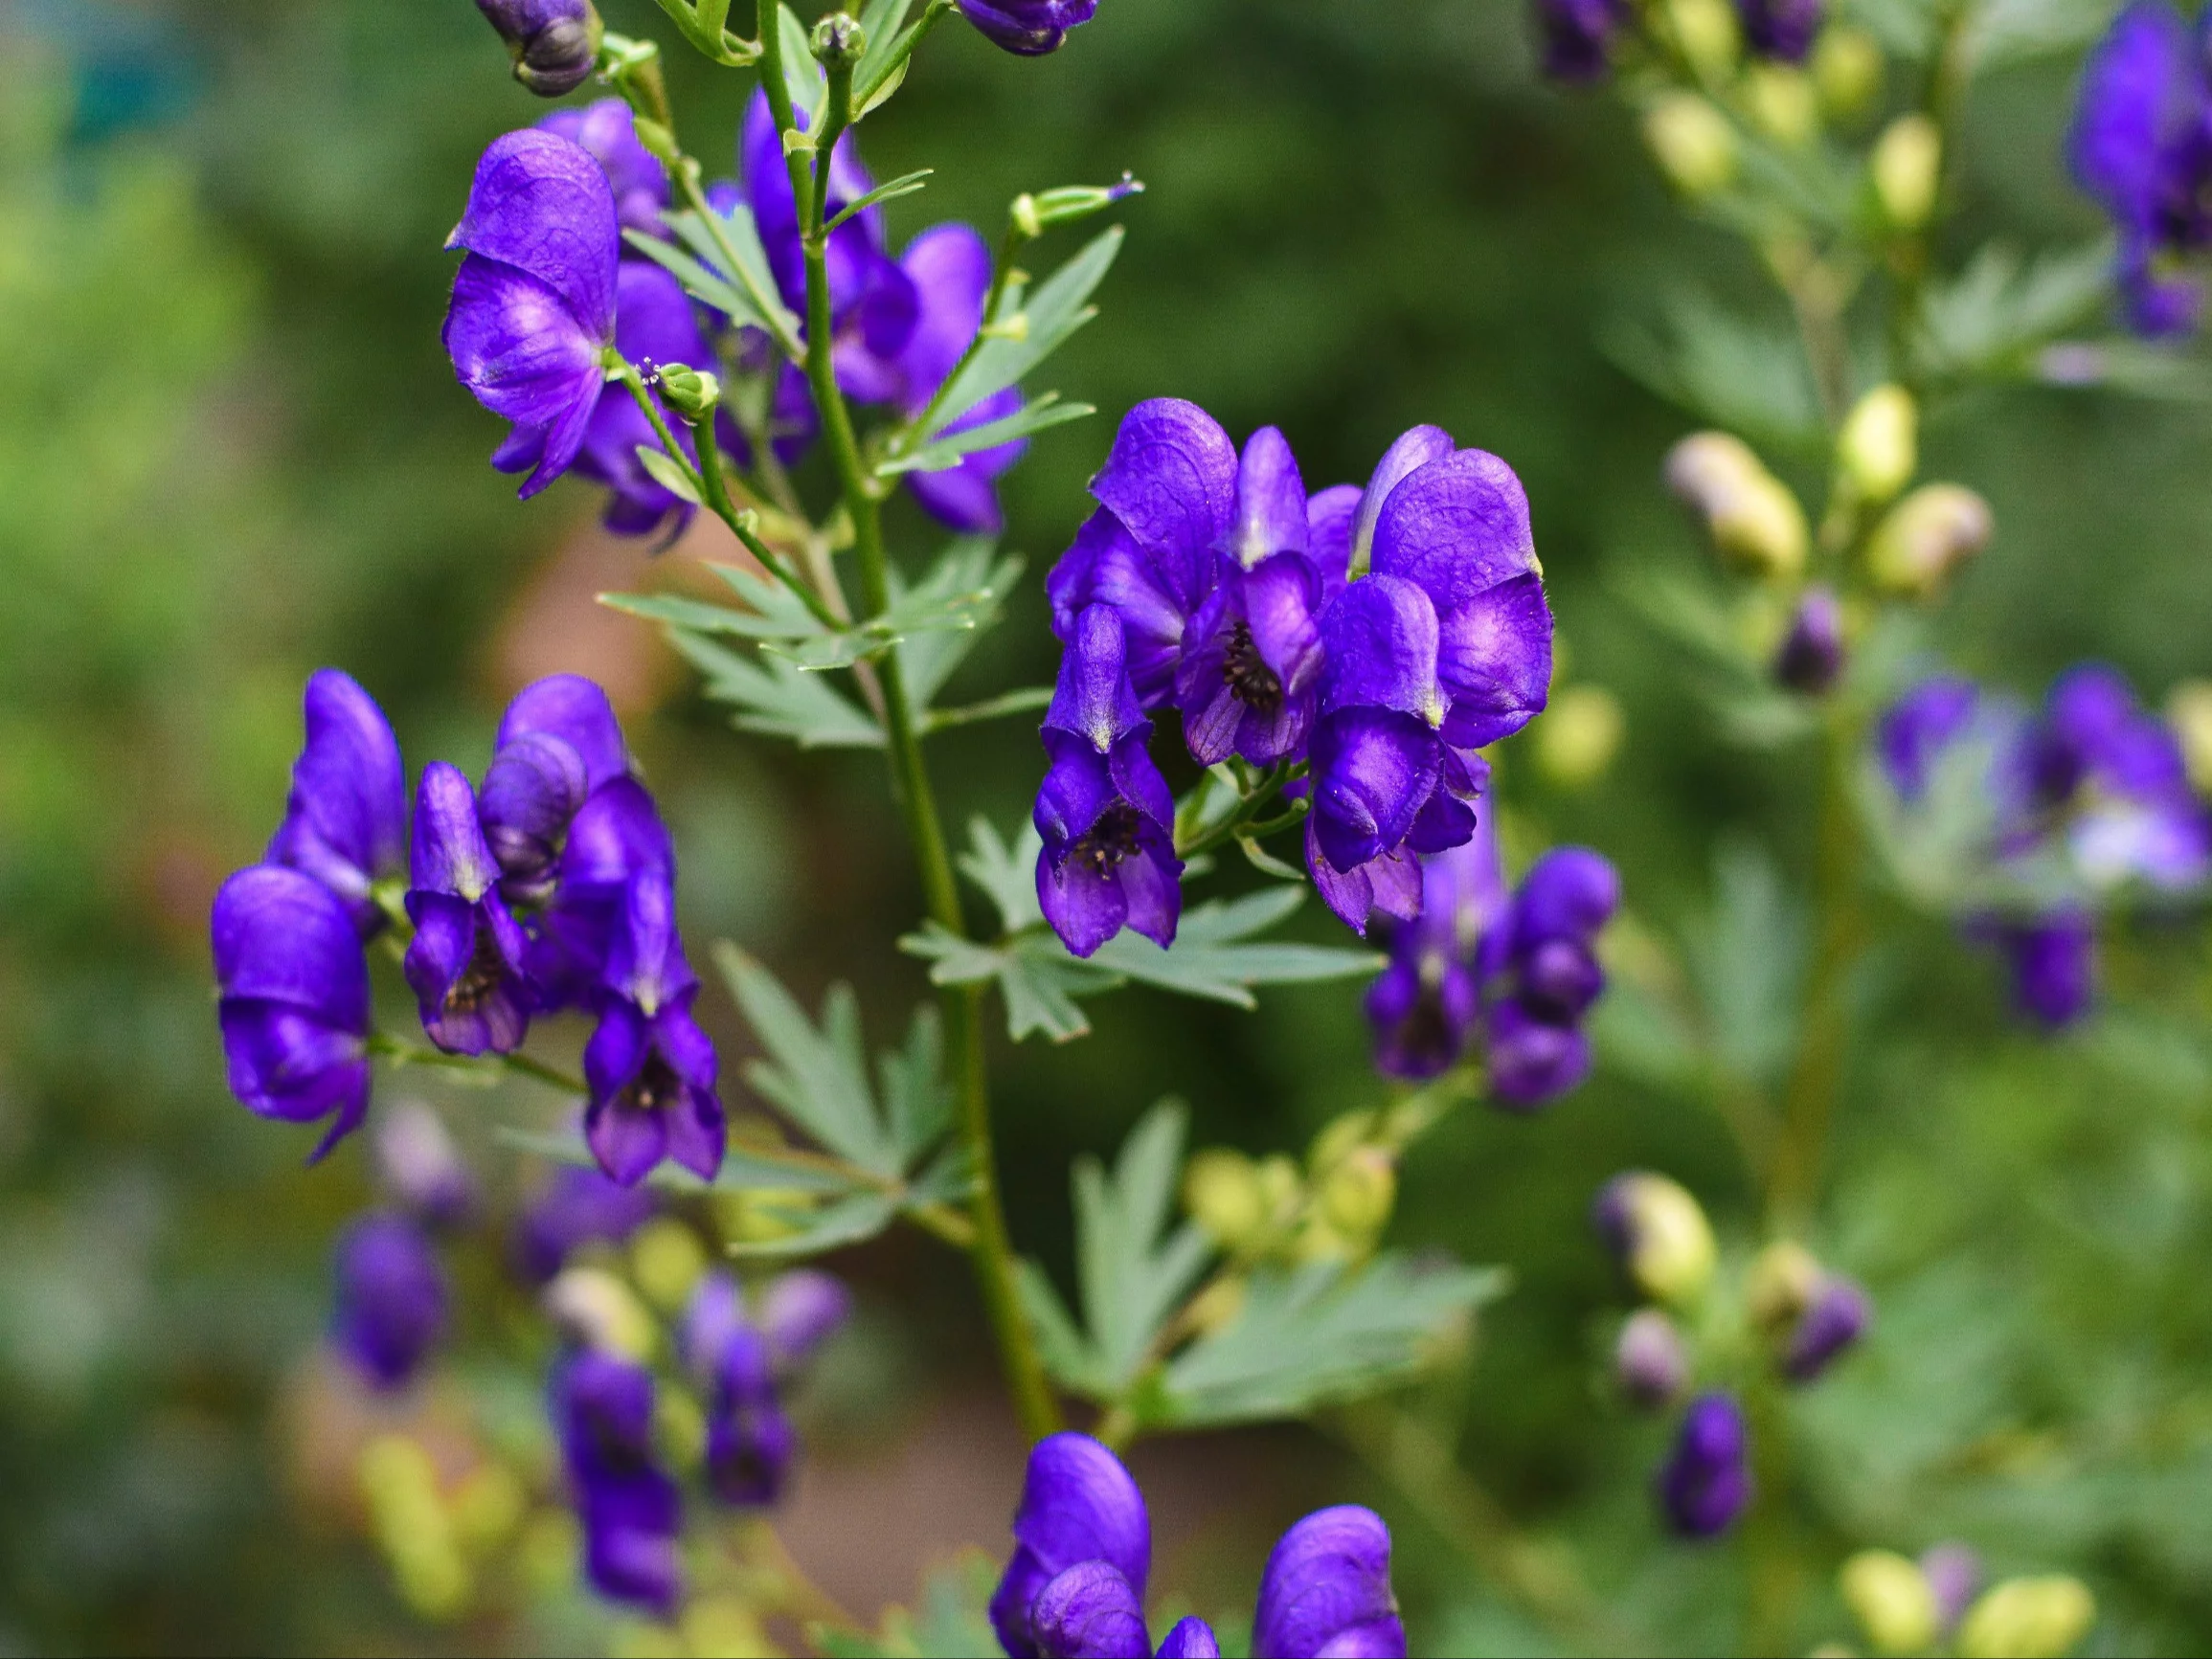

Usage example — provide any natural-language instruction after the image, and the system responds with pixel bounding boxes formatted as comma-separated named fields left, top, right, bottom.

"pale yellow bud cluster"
left=357, top=1436, right=529, bottom=1623
left=1865, top=482, right=1994, bottom=598
left=1666, top=432, right=1808, bottom=578
left=1834, top=1550, right=2096, bottom=1659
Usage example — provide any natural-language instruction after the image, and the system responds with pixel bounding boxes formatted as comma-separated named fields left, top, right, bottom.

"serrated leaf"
left=1683, top=840, right=1809, bottom=1088
left=894, top=540, right=1023, bottom=708
left=877, top=396, right=1095, bottom=477
left=760, top=543, right=1019, bottom=674
left=722, top=948, right=895, bottom=1172
left=1153, top=1257, right=1507, bottom=1429
left=729, top=1189, right=900, bottom=1258
left=957, top=816, right=1047, bottom=935
left=602, top=591, right=823, bottom=641
left=878, top=1002, right=951, bottom=1157
left=1915, top=240, right=2112, bottom=383
left=668, top=628, right=884, bottom=749
left=1602, top=289, right=1827, bottom=453
left=899, top=922, right=1117, bottom=1043
left=924, top=227, right=1123, bottom=438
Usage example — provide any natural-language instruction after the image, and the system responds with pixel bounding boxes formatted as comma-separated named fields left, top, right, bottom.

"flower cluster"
left=442, top=93, right=1030, bottom=541
left=2069, top=0, right=2212, bottom=338
left=1876, top=661, right=2211, bottom=1026
left=990, top=1432, right=1405, bottom=1658
left=1836, top=1544, right=2095, bottom=1659
left=1364, top=810, right=1619, bottom=1109
left=1535, top=0, right=1826, bottom=86
left=210, top=669, right=724, bottom=1186
left=1036, top=401, right=1554, bottom=953
left=1594, top=1175, right=1870, bottom=1537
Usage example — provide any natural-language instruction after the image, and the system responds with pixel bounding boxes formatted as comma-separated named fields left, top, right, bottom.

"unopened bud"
left=1921, top=1543, right=1984, bottom=1636
left=1666, top=0, right=1741, bottom=79
left=1746, top=65, right=1819, bottom=146
left=1615, top=1308, right=1690, bottom=1408
left=1537, top=683, right=1626, bottom=788
left=1017, top=175, right=1144, bottom=241
left=1783, top=1272, right=1870, bottom=1380
left=1774, top=585, right=1846, bottom=694
left=628, top=1217, right=708, bottom=1312
left=1837, top=383, right=1917, bottom=504
left=1256, top=1154, right=1302, bottom=1223
left=1867, top=482, right=1993, bottom=597
left=1746, top=1239, right=1822, bottom=1329
left=1645, top=94, right=1739, bottom=197
left=647, top=360, right=720, bottom=421
left=1666, top=432, right=1808, bottom=577
left=1872, top=113, right=1942, bottom=231
left=1955, top=1576, right=2095, bottom=1659
left=1184, top=1149, right=1268, bottom=1249
left=544, top=1267, right=656, bottom=1359
left=1813, top=25, right=1883, bottom=117
left=1319, top=1147, right=1398, bottom=1240
left=1593, top=1172, right=1716, bottom=1307
left=809, top=11, right=868, bottom=68
left=2164, top=680, right=2212, bottom=794
left=1840, top=1550, right=1939, bottom=1656
left=476, top=0, right=604, bottom=98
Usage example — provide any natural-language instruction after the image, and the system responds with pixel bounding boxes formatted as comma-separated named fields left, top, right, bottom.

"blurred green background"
left=7, top=0, right=2212, bottom=1650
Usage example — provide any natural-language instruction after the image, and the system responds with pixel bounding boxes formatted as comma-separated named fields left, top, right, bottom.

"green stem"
left=892, top=214, right=1027, bottom=456
left=760, top=0, right=1060, bottom=1443
left=849, top=0, right=955, bottom=114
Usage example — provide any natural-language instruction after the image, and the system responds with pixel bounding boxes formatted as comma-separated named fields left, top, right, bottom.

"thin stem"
left=891, top=215, right=1027, bottom=456
left=922, top=685, right=1054, bottom=733
left=1175, top=763, right=1297, bottom=859
left=759, top=0, right=1061, bottom=1442
left=849, top=0, right=956, bottom=114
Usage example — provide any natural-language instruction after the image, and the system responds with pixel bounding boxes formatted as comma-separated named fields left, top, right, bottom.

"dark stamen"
left=1073, top=802, right=1145, bottom=876
left=443, top=920, right=509, bottom=1016
left=1223, top=621, right=1284, bottom=715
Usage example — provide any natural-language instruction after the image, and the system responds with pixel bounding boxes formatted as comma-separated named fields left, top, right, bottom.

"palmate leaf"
left=880, top=539, right=1024, bottom=706
left=1915, top=240, right=2112, bottom=383
left=923, top=227, right=1124, bottom=439
left=668, top=628, right=884, bottom=749
left=1602, top=288, right=1828, bottom=453
left=877, top=396, right=1096, bottom=477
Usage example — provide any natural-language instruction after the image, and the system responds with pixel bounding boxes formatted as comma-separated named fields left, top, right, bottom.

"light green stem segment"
left=756, top=1, right=1061, bottom=1443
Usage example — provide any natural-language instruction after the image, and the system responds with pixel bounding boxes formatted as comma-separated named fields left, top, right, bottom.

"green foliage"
left=919, top=226, right=1124, bottom=439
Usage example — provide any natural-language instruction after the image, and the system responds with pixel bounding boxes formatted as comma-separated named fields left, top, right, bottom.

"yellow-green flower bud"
left=1537, top=684, right=1627, bottom=789
left=359, top=1435, right=471, bottom=1620
left=1256, top=1154, right=1303, bottom=1222
left=809, top=11, right=868, bottom=69
left=650, top=361, right=721, bottom=422
left=1813, top=26, right=1884, bottom=118
left=1838, top=384, right=1918, bottom=504
left=1645, top=95, right=1740, bottom=197
left=1866, top=482, right=1993, bottom=597
left=1309, top=1109, right=1379, bottom=1177
left=1955, top=1576, right=2096, bottom=1659
left=1747, top=1239, right=1823, bottom=1330
left=450, top=1463, right=528, bottom=1551
left=2166, top=680, right=2212, bottom=794
left=628, top=1216, right=709, bottom=1312
left=1319, top=1147, right=1398, bottom=1240
left=1872, top=113, right=1943, bottom=231
left=1747, top=66, right=1819, bottom=147
left=1594, top=1172, right=1717, bottom=1307
left=654, top=1384, right=707, bottom=1472
left=1666, top=0, right=1741, bottom=80
left=683, top=1599, right=774, bottom=1659
left=1184, top=1149, right=1269, bottom=1248
left=544, top=1267, right=657, bottom=1360
left=1840, top=1550, right=1940, bottom=1655
left=1186, top=1275, right=1249, bottom=1335
left=1665, top=432, right=1808, bottom=577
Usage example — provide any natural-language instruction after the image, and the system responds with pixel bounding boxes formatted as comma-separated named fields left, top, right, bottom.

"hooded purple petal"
left=1433, top=572, right=1553, bottom=748
left=1030, top=1561, right=1151, bottom=1659
left=1369, top=449, right=1541, bottom=614
left=1090, top=399, right=1238, bottom=572
left=538, top=98, right=669, bottom=235
left=447, top=129, right=620, bottom=339
left=1228, top=426, right=1310, bottom=570
left=266, top=669, right=407, bottom=930
left=990, top=1433, right=1151, bottom=1659
left=1049, top=509, right=1206, bottom=710
left=1251, top=1506, right=1406, bottom=1659
left=1318, top=576, right=1444, bottom=721
left=480, top=731, right=590, bottom=902
left=957, top=0, right=1099, bottom=53
left=1659, top=1392, right=1752, bottom=1537
left=1308, top=707, right=1442, bottom=875
left=1154, top=1619, right=1221, bottom=1659
left=1349, top=426, right=1455, bottom=579
left=498, top=674, right=632, bottom=793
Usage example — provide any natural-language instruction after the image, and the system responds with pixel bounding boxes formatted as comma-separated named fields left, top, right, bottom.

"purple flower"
left=266, top=669, right=407, bottom=937
left=1481, top=844, right=1617, bottom=1108
left=1034, top=605, right=1185, bottom=957
left=1921, top=1543, right=1983, bottom=1635
left=1031, top=1561, right=1151, bottom=1658
left=511, top=1165, right=658, bottom=1283
left=957, top=0, right=1099, bottom=55
left=331, top=1210, right=447, bottom=1391
left=476, top=0, right=599, bottom=96
left=1536, top=0, right=1629, bottom=81
left=443, top=129, right=620, bottom=498
left=990, top=1433, right=1151, bottom=1659
left=1251, top=1506, right=1406, bottom=1659
left=705, top=1316, right=798, bottom=1507
left=1736, top=0, right=1823, bottom=60
left=1155, top=1619, right=1220, bottom=1658
left=1366, top=823, right=1508, bottom=1081
left=759, top=1268, right=853, bottom=1368
left=2069, top=2, right=2212, bottom=337
left=553, top=1349, right=684, bottom=1616
left=1774, top=585, right=1845, bottom=694
left=540, top=99, right=668, bottom=236
left=531, top=773, right=673, bottom=1009
left=1659, top=1392, right=1752, bottom=1538
left=1782, top=1273, right=1870, bottom=1380
left=1982, top=909, right=2097, bottom=1027
left=212, top=864, right=374, bottom=1160
left=2035, top=663, right=2210, bottom=892
left=1878, top=675, right=1982, bottom=801
left=402, top=763, right=533, bottom=1056
left=372, top=1101, right=477, bottom=1227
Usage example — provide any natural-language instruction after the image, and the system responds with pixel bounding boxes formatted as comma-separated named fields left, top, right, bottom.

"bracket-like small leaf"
left=876, top=396, right=1095, bottom=477
left=921, top=227, right=1123, bottom=439
left=672, top=629, right=885, bottom=749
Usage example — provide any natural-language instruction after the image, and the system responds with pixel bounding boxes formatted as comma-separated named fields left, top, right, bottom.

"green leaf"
left=900, top=922, right=1119, bottom=1043
left=494, top=1128, right=855, bottom=1195
left=827, top=168, right=933, bottom=234
left=600, top=591, right=822, bottom=642
left=925, top=227, right=1123, bottom=437
left=854, top=0, right=916, bottom=82
left=703, top=553, right=834, bottom=633
left=1088, top=889, right=1384, bottom=1010
left=816, top=1553, right=1003, bottom=1659
left=757, top=540, right=1020, bottom=674
left=1682, top=840, right=1808, bottom=1089
left=1961, top=0, right=2110, bottom=74
left=1154, top=1256, right=1507, bottom=1428
left=877, top=396, right=1096, bottom=477
left=894, top=539, right=1024, bottom=708
left=956, top=816, right=1046, bottom=935
left=623, top=225, right=768, bottom=336
left=719, top=944, right=897, bottom=1172
left=878, top=1002, right=951, bottom=1158
left=1915, top=240, right=2112, bottom=383
left=631, top=443, right=701, bottom=505
left=729, top=1189, right=901, bottom=1259
left=779, top=4, right=826, bottom=125
left=667, top=628, right=884, bottom=750
left=1602, top=289, right=1827, bottom=453
left=666, top=205, right=799, bottom=347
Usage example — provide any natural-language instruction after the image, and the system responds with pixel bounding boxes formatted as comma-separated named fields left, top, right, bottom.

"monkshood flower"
left=373, top=1101, right=477, bottom=1228
left=1736, top=0, right=1823, bottom=61
left=1537, top=0, right=1629, bottom=82
left=540, top=99, right=668, bottom=236
left=1366, top=829, right=1505, bottom=1081
left=444, top=129, right=620, bottom=499
left=331, top=1210, right=447, bottom=1392
left=758, top=1268, right=853, bottom=1367
left=1592, top=1172, right=1716, bottom=1307
left=553, top=1348, right=684, bottom=1615
left=511, top=1164, right=658, bottom=1283
left=2070, top=0, right=2212, bottom=337
left=212, top=864, right=374, bottom=1159
left=1480, top=845, right=1619, bottom=1109
left=1035, top=605, right=1184, bottom=957
left=1659, top=1391, right=1752, bottom=1537
left=403, top=763, right=533, bottom=1056
left=684, top=1281, right=798, bottom=1506
left=958, top=0, right=1098, bottom=56
left=2029, top=663, right=2211, bottom=892
left=476, top=0, right=601, bottom=96
left=990, top=1433, right=1404, bottom=1659
left=1774, top=584, right=1845, bottom=694
left=266, top=669, right=407, bottom=937
left=482, top=673, right=634, bottom=907
left=1782, top=1271, right=1871, bottom=1380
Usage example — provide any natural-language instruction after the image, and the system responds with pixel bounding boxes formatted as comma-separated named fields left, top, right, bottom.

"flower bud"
left=476, top=0, right=604, bottom=98
left=1867, top=482, right=1993, bottom=597
left=1593, top=1173, right=1716, bottom=1307
left=1840, top=1550, right=1939, bottom=1656
left=1872, top=113, right=1943, bottom=231
left=628, top=1216, right=709, bottom=1312
left=1665, top=432, right=1808, bottom=577
left=809, top=11, right=868, bottom=69
left=545, top=1266, right=656, bottom=1359
left=1014, top=175, right=1144, bottom=239
left=1746, top=66, right=1819, bottom=147
left=1659, top=1391, right=1751, bottom=1537
left=1537, top=684, right=1626, bottom=788
left=1837, top=384, right=1917, bottom=504
left=1645, top=95, right=1740, bottom=197
left=1746, top=1240, right=1822, bottom=1329
left=1184, top=1149, right=1269, bottom=1249
left=647, top=361, right=720, bottom=422
left=1615, top=1308, right=1690, bottom=1407
left=1667, top=0, right=1741, bottom=79
left=1774, top=585, right=1846, bottom=694
left=2164, top=680, right=2212, bottom=795
left=1319, top=1147, right=1398, bottom=1240
left=1783, top=1272, right=1870, bottom=1380
left=1813, top=25, right=1883, bottom=117
left=1921, top=1543, right=1984, bottom=1636
left=760, top=1268, right=852, bottom=1369
left=1955, top=1576, right=2095, bottom=1659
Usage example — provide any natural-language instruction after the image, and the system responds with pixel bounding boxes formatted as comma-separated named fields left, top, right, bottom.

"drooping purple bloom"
left=530, top=773, right=673, bottom=1010
left=1982, top=909, right=2097, bottom=1027
left=1481, top=844, right=1617, bottom=1108
left=476, top=0, right=599, bottom=96
left=373, top=1101, right=477, bottom=1228
left=2069, top=1, right=2212, bottom=337
left=1366, top=821, right=1507, bottom=1080
left=511, top=1165, right=658, bottom=1283
left=1034, top=605, right=1185, bottom=957
left=444, top=129, right=621, bottom=498
left=331, top=1210, right=448, bottom=1391
left=1782, top=1273, right=1871, bottom=1380
left=1775, top=585, right=1845, bottom=694
left=403, top=763, right=533, bottom=1056
left=990, top=1433, right=1151, bottom=1659
left=540, top=99, right=669, bottom=236
left=212, top=864, right=374, bottom=1160
left=1659, top=1392, right=1752, bottom=1537
left=553, top=1349, right=684, bottom=1616
left=702, top=1314, right=798, bottom=1507
left=482, top=674, right=631, bottom=908
left=266, top=669, right=407, bottom=936
left=1251, top=1506, right=1407, bottom=1659
left=1736, top=0, right=1823, bottom=60
left=1536, top=0, right=1629, bottom=81
left=957, top=0, right=1099, bottom=54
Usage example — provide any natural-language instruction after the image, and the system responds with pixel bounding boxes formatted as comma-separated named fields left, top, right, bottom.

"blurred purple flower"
left=372, top=1102, right=477, bottom=1228
left=1782, top=1273, right=1871, bottom=1380
left=1736, top=0, right=1823, bottom=60
left=332, top=1210, right=447, bottom=1391
left=553, top=1349, right=683, bottom=1615
left=511, top=1165, right=658, bottom=1284
left=1659, top=1392, right=1752, bottom=1537
left=990, top=1433, right=1151, bottom=1658
left=1774, top=584, right=1845, bottom=694
left=1536, top=0, right=1629, bottom=80
left=266, top=669, right=407, bottom=937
